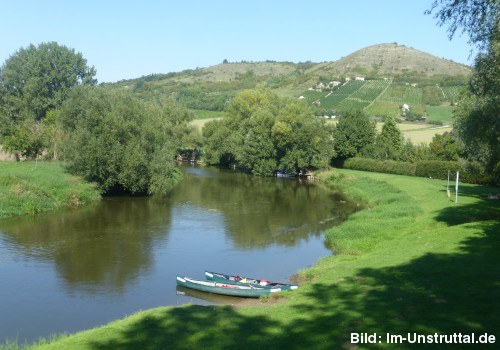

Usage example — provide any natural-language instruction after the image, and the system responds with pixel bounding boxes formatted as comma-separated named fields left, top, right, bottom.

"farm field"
left=325, top=120, right=452, bottom=144
left=440, top=86, right=463, bottom=101
left=301, top=79, right=464, bottom=116
left=425, top=105, right=453, bottom=122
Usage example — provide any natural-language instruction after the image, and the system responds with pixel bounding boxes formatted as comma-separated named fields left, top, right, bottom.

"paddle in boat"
left=204, top=271, right=299, bottom=291
left=176, top=276, right=281, bottom=298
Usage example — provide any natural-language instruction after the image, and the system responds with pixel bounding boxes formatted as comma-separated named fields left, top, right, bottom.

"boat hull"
left=176, top=276, right=281, bottom=298
left=205, top=271, right=299, bottom=291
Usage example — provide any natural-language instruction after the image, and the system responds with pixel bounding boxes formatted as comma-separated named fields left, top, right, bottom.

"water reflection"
left=0, top=166, right=357, bottom=294
left=0, top=197, right=173, bottom=294
left=168, top=167, right=354, bottom=249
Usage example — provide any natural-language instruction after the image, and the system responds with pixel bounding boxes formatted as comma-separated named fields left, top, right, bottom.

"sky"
left=1, top=0, right=473, bottom=83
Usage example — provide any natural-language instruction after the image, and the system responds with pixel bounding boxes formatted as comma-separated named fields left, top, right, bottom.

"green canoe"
left=176, top=276, right=281, bottom=298
left=205, top=271, right=299, bottom=291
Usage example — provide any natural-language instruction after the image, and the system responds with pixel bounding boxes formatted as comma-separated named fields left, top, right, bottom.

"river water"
left=0, top=165, right=356, bottom=343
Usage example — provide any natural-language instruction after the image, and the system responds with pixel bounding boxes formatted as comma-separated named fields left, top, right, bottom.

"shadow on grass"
left=89, top=202, right=500, bottom=350
left=437, top=194, right=500, bottom=225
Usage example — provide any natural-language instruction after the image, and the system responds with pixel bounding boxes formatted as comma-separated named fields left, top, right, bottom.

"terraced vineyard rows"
left=441, top=86, right=463, bottom=100
left=378, top=85, right=422, bottom=104
left=301, top=80, right=464, bottom=114
left=311, top=80, right=390, bottom=111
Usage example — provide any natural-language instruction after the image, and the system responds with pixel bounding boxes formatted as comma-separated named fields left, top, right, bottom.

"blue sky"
left=1, top=0, right=473, bottom=83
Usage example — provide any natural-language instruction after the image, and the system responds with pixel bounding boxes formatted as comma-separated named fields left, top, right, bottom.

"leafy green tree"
left=333, top=110, right=375, bottom=160
left=0, top=42, right=96, bottom=122
left=2, top=118, right=46, bottom=159
left=429, top=131, right=463, bottom=161
left=0, top=42, right=96, bottom=157
left=427, top=0, right=500, bottom=183
left=375, top=116, right=403, bottom=159
left=426, top=0, right=499, bottom=50
left=203, top=89, right=334, bottom=175
left=202, top=119, right=235, bottom=165
left=60, top=87, right=185, bottom=195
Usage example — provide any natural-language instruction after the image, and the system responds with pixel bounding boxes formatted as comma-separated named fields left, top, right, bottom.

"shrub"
left=341, top=158, right=494, bottom=185
left=415, top=160, right=493, bottom=184
left=343, top=158, right=416, bottom=176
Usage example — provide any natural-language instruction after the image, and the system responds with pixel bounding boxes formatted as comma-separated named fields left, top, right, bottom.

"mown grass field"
left=0, top=162, right=101, bottom=219
left=12, top=168, right=499, bottom=350
left=399, top=124, right=453, bottom=144
left=324, top=120, right=452, bottom=144
left=425, top=105, right=453, bottom=122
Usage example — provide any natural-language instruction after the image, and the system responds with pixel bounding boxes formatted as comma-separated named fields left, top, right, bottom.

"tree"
left=376, top=116, right=403, bottom=159
left=0, top=42, right=96, bottom=122
left=0, top=42, right=96, bottom=157
left=426, top=0, right=499, bottom=50
left=333, top=110, right=376, bottom=160
left=429, top=131, right=464, bottom=161
left=203, top=89, right=334, bottom=175
left=427, top=0, right=500, bottom=183
left=60, top=87, right=184, bottom=195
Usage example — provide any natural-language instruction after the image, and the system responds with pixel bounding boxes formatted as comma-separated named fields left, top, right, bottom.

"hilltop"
left=307, top=43, right=471, bottom=78
left=108, top=43, right=471, bottom=118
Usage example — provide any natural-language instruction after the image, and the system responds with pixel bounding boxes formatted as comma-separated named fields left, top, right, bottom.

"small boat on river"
left=176, top=276, right=281, bottom=298
left=205, top=271, right=299, bottom=291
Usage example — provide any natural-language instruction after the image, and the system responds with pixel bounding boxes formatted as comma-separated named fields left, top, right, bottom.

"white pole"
left=447, top=170, right=451, bottom=197
left=455, top=171, right=459, bottom=203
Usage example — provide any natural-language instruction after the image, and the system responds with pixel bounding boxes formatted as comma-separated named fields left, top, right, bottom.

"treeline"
left=0, top=42, right=198, bottom=195
left=198, top=86, right=495, bottom=185
left=330, top=109, right=496, bottom=185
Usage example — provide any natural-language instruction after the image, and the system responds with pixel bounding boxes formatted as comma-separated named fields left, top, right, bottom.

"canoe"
left=176, top=276, right=281, bottom=298
left=204, top=271, right=299, bottom=291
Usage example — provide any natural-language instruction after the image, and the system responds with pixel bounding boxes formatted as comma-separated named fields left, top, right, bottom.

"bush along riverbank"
left=6, top=168, right=499, bottom=350
left=0, top=161, right=101, bottom=220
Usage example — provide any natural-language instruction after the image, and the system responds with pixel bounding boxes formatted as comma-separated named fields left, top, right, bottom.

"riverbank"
left=6, top=168, right=500, bottom=349
left=0, top=162, right=101, bottom=220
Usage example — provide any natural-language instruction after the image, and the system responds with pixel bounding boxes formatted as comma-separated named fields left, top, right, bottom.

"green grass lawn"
left=0, top=161, right=100, bottom=219
left=7, top=169, right=499, bottom=349
left=425, top=105, right=453, bottom=122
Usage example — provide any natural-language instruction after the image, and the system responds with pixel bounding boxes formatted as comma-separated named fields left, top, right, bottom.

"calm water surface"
left=0, top=165, right=357, bottom=343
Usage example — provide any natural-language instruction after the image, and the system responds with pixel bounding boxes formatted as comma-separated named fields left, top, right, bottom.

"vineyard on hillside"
left=300, top=79, right=464, bottom=116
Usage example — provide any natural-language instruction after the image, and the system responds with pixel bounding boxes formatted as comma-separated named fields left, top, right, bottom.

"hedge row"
left=342, top=158, right=494, bottom=185
left=342, top=158, right=416, bottom=176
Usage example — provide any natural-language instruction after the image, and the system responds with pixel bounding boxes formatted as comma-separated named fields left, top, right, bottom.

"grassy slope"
left=425, top=105, right=453, bottom=122
left=21, top=169, right=499, bottom=350
left=0, top=162, right=101, bottom=219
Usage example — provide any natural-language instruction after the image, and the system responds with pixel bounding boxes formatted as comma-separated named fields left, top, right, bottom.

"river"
left=0, top=165, right=357, bottom=343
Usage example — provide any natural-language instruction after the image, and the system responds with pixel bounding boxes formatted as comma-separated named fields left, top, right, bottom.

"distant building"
left=298, top=96, right=306, bottom=99
left=355, top=76, right=365, bottom=81
left=312, top=100, right=321, bottom=106
left=402, top=103, right=410, bottom=111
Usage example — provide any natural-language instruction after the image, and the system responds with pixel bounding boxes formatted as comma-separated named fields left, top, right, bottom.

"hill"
left=307, top=43, right=471, bottom=78
left=107, top=43, right=471, bottom=117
